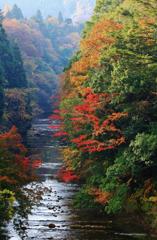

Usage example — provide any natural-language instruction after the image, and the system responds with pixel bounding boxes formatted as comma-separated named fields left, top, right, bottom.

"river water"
left=3, top=118, right=157, bottom=240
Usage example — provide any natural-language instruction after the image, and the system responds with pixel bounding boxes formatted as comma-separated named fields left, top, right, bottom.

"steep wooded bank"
left=0, top=14, right=41, bottom=224
left=56, top=0, right=157, bottom=232
left=0, top=4, right=84, bottom=226
left=3, top=5, right=83, bottom=113
left=0, top=12, right=31, bottom=134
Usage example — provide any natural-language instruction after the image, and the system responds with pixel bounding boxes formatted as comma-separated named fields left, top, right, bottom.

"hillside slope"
left=3, top=8, right=83, bottom=113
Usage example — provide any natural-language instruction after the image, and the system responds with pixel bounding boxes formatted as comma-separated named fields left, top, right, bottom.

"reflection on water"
left=3, top=118, right=157, bottom=240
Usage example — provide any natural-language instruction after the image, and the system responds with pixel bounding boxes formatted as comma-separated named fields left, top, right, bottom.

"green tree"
left=9, top=42, right=27, bottom=88
left=60, top=0, right=157, bottom=228
left=34, top=10, right=43, bottom=23
left=58, top=11, right=64, bottom=24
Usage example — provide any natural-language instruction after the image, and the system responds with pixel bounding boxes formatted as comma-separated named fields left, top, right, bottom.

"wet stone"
left=48, top=224, right=56, bottom=229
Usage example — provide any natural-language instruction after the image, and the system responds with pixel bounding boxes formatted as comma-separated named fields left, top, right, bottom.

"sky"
left=0, top=0, right=96, bottom=21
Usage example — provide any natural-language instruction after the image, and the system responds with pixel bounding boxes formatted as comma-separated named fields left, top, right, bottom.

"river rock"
left=49, top=223, right=56, bottom=229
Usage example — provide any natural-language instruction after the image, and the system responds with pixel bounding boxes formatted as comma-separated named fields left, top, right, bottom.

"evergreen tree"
left=0, top=17, right=5, bottom=119
left=35, top=10, right=43, bottom=23
left=0, top=20, right=13, bottom=86
left=58, top=11, right=64, bottom=24
left=6, top=4, right=24, bottom=20
left=9, top=42, right=27, bottom=88
left=0, top=9, right=4, bottom=22
left=65, top=18, right=73, bottom=25
left=0, top=22, right=27, bottom=89
left=0, top=48, right=4, bottom=119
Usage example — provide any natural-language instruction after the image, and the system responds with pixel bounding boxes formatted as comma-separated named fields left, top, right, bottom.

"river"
left=2, top=118, right=157, bottom=240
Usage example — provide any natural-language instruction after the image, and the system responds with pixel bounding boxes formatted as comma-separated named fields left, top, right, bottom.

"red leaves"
left=74, top=89, right=102, bottom=114
left=0, top=126, right=42, bottom=186
left=49, top=125, right=61, bottom=130
left=68, top=88, right=127, bottom=154
left=49, top=109, right=63, bottom=121
left=50, top=89, right=127, bottom=157
left=49, top=114, right=62, bottom=120
left=49, top=108, right=69, bottom=139
left=32, top=160, right=42, bottom=168
left=0, top=126, right=27, bottom=153
left=71, top=135, right=87, bottom=144
left=53, top=131, right=68, bottom=137
left=57, top=168, right=80, bottom=183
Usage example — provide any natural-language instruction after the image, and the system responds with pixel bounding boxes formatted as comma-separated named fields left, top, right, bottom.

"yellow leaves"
left=71, top=58, right=90, bottom=74
left=139, top=17, right=156, bottom=29
left=62, top=147, right=80, bottom=170
left=129, top=179, right=157, bottom=205
left=70, top=75, right=88, bottom=86
left=148, top=196, right=157, bottom=203
left=137, top=17, right=157, bottom=46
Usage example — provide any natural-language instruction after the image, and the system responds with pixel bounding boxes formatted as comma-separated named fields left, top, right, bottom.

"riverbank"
left=1, top=117, right=156, bottom=240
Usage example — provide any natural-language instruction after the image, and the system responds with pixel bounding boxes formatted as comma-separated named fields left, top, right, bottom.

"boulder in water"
left=49, top=223, right=56, bottom=229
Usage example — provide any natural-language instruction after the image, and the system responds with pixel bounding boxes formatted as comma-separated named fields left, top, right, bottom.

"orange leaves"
left=139, top=17, right=156, bottom=29
left=135, top=17, right=157, bottom=46
left=80, top=19, right=122, bottom=68
left=71, top=136, right=124, bottom=153
left=70, top=75, right=88, bottom=86
left=108, top=112, right=128, bottom=121
left=68, top=19, right=123, bottom=90
left=74, top=139, right=114, bottom=153
left=94, top=112, right=128, bottom=136
left=0, top=176, right=17, bottom=185
left=89, top=188, right=111, bottom=205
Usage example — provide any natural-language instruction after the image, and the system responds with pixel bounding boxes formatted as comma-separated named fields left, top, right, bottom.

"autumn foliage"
left=58, top=0, right=157, bottom=226
left=0, top=126, right=41, bottom=188
left=57, top=168, right=80, bottom=183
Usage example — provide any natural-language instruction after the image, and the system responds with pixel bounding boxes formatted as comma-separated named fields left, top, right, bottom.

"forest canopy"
left=56, top=0, right=157, bottom=230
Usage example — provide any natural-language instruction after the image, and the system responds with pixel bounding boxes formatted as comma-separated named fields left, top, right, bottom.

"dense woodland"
left=0, top=4, right=83, bottom=133
left=0, top=0, right=157, bottom=235
left=0, top=13, right=40, bottom=223
left=0, top=5, right=82, bottom=224
left=3, top=5, right=83, bottom=115
left=52, top=0, right=157, bottom=231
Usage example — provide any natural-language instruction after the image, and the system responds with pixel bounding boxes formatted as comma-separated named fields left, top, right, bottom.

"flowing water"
left=2, top=118, right=157, bottom=240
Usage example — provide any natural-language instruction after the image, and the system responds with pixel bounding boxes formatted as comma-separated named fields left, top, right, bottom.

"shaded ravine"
left=4, top=118, right=157, bottom=240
